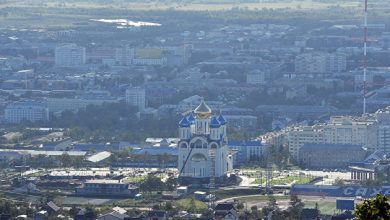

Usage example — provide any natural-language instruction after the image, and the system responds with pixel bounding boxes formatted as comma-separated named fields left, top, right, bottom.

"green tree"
left=354, top=194, right=390, bottom=220
left=139, top=175, right=165, bottom=193
left=60, top=152, right=71, bottom=167
left=334, top=177, right=345, bottom=185
left=288, top=195, right=304, bottom=219
left=165, top=176, right=177, bottom=191
left=84, top=206, right=98, bottom=220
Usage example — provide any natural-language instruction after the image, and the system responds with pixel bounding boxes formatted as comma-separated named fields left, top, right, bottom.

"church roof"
left=210, top=117, right=221, bottom=128
left=194, top=97, right=212, bottom=118
left=179, top=116, right=190, bottom=127
left=187, top=112, right=195, bottom=122
left=217, top=114, right=227, bottom=125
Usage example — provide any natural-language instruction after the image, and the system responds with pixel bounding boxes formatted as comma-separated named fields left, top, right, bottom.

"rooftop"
left=86, top=151, right=111, bottom=163
left=85, top=179, right=123, bottom=184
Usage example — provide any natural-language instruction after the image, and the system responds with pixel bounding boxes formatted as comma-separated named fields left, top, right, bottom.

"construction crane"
left=179, top=147, right=194, bottom=176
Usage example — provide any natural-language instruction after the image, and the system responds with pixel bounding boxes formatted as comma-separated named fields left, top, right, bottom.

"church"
left=177, top=98, right=233, bottom=184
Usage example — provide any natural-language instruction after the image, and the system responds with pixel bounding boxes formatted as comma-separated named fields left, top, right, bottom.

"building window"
left=194, top=139, right=202, bottom=148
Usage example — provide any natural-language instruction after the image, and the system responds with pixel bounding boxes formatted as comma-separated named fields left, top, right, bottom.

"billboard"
left=291, top=184, right=390, bottom=198
left=336, top=199, right=355, bottom=210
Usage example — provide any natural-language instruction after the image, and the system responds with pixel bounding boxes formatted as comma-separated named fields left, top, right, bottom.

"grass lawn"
left=304, top=201, right=336, bottom=215
left=251, top=178, right=265, bottom=185
left=272, top=176, right=312, bottom=185
left=237, top=195, right=289, bottom=203
left=214, top=188, right=262, bottom=200
left=173, top=198, right=208, bottom=212
left=124, top=176, right=146, bottom=183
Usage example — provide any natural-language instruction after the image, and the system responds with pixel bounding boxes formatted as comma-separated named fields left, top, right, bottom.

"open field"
left=0, top=0, right=361, bottom=11
left=0, top=0, right=377, bottom=29
left=173, top=198, right=208, bottom=212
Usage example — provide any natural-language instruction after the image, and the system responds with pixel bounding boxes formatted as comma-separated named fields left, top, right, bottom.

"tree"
left=84, top=206, right=98, bottom=220
left=250, top=205, right=263, bottom=219
left=354, top=194, right=390, bottom=220
left=288, top=195, right=304, bottom=219
left=334, top=177, right=345, bottom=185
left=165, top=176, right=177, bottom=191
left=60, top=152, right=71, bottom=167
left=139, top=175, right=165, bottom=193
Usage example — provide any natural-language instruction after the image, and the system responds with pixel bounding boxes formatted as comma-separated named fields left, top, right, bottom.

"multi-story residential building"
left=132, top=48, right=167, bottom=65
left=46, top=96, right=119, bottom=113
left=223, top=115, right=258, bottom=130
left=322, top=116, right=376, bottom=149
left=246, top=70, right=266, bottom=85
left=125, top=87, right=146, bottom=111
left=115, top=46, right=134, bottom=66
left=288, top=125, right=324, bottom=159
left=299, top=143, right=367, bottom=169
left=5, top=100, right=49, bottom=123
left=55, top=44, right=86, bottom=67
left=259, top=130, right=288, bottom=149
left=295, top=52, right=346, bottom=73
left=288, top=116, right=377, bottom=160
left=375, top=106, right=390, bottom=152
left=228, top=140, right=263, bottom=167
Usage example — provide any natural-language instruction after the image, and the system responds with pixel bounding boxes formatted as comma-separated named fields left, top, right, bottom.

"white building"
left=46, top=97, right=119, bottom=113
left=375, top=107, right=390, bottom=152
left=288, top=125, right=324, bottom=159
left=178, top=98, right=233, bottom=184
left=5, top=100, right=49, bottom=123
left=125, top=87, right=146, bottom=111
left=246, top=70, right=266, bottom=85
left=55, top=44, right=86, bottom=67
left=288, top=116, right=376, bottom=159
left=295, top=52, right=346, bottom=73
left=115, top=46, right=134, bottom=66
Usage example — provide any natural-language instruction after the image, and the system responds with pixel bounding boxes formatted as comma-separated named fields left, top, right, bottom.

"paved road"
left=217, top=193, right=286, bottom=203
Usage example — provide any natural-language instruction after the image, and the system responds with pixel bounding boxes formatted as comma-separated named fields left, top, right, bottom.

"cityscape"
left=0, top=0, right=390, bottom=219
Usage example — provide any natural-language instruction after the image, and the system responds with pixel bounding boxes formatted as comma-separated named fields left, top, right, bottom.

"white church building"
left=178, top=98, right=233, bottom=184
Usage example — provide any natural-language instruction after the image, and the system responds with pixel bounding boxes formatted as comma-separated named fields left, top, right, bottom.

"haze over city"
left=0, top=0, right=390, bottom=219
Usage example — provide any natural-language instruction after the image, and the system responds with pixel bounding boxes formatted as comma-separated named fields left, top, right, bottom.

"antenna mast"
left=363, top=0, right=368, bottom=114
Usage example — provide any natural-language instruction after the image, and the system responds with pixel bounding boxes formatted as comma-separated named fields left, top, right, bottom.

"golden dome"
left=194, top=97, right=212, bottom=119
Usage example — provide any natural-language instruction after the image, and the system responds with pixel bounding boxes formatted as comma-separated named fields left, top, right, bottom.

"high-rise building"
left=115, top=46, right=134, bottom=66
left=55, top=44, right=86, bottom=67
left=125, top=87, right=146, bottom=111
left=288, top=125, right=324, bottom=159
left=5, top=100, right=49, bottom=123
left=295, top=52, right=346, bottom=73
left=288, top=116, right=377, bottom=159
left=178, top=98, right=233, bottom=184
left=246, top=70, right=266, bottom=85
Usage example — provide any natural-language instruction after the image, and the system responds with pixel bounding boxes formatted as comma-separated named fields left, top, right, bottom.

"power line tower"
left=208, top=149, right=217, bottom=208
left=266, top=162, right=273, bottom=194
left=209, top=149, right=216, bottom=190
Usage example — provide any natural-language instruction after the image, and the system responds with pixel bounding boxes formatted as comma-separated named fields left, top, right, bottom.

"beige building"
left=288, top=116, right=376, bottom=160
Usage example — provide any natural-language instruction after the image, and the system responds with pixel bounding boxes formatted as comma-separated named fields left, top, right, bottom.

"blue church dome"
left=210, top=117, right=221, bottom=128
left=187, top=112, right=195, bottom=123
left=217, top=114, right=227, bottom=125
left=179, top=116, right=190, bottom=127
